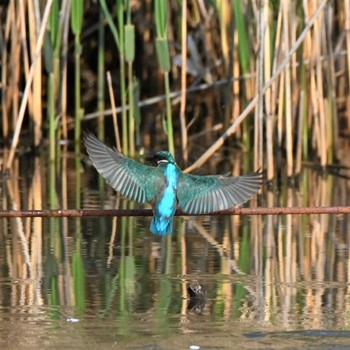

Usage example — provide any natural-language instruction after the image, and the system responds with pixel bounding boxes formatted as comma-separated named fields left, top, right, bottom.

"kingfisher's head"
left=147, top=151, right=176, bottom=166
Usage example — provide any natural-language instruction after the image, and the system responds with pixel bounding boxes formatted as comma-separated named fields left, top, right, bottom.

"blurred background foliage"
left=1, top=0, right=350, bottom=180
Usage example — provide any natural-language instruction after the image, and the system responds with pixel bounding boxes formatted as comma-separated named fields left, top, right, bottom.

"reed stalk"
left=1, top=8, right=9, bottom=140
left=262, top=0, right=274, bottom=180
left=125, top=17, right=136, bottom=156
left=282, top=0, right=293, bottom=177
left=295, top=91, right=304, bottom=175
left=345, top=0, right=350, bottom=120
left=59, top=0, right=71, bottom=141
left=301, top=65, right=309, bottom=161
left=232, top=0, right=252, bottom=151
left=117, top=0, right=128, bottom=155
left=127, top=60, right=135, bottom=156
left=270, top=2, right=283, bottom=158
left=49, top=160, right=58, bottom=211
left=18, top=0, right=32, bottom=118
left=27, top=0, right=42, bottom=146
left=316, top=22, right=327, bottom=168
left=163, top=73, right=174, bottom=154
left=45, top=0, right=60, bottom=163
left=48, top=73, right=55, bottom=162
left=107, top=71, right=122, bottom=151
left=325, top=7, right=337, bottom=165
left=71, top=0, right=84, bottom=154
left=97, top=9, right=105, bottom=141
left=254, top=3, right=264, bottom=172
left=133, top=78, right=141, bottom=148
left=73, top=0, right=83, bottom=212
left=155, top=0, right=175, bottom=156
left=75, top=156, right=82, bottom=210
left=215, top=0, right=230, bottom=75
left=179, top=0, right=188, bottom=164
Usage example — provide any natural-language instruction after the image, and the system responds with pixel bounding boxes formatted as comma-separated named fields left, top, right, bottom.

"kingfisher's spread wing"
left=83, top=132, right=165, bottom=203
left=177, top=171, right=263, bottom=214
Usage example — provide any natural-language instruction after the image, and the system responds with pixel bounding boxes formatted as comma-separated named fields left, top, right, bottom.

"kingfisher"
left=83, top=132, right=263, bottom=235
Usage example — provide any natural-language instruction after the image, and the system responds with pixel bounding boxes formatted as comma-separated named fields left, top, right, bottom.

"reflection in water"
left=187, top=283, right=207, bottom=314
left=1, top=154, right=350, bottom=348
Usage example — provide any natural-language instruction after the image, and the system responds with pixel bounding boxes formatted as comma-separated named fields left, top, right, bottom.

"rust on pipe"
left=0, top=206, right=350, bottom=217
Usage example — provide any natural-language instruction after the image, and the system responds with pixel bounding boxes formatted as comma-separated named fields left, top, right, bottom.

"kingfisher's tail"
left=150, top=216, right=174, bottom=235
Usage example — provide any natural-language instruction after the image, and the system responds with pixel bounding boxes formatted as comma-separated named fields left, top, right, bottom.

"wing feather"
left=83, top=132, right=164, bottom=203
left=178, top=170, right=263, bottom=214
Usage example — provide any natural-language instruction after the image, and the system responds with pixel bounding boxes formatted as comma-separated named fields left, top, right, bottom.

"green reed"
left=232, top=0, right=254, bottom=155
left=133, top=79, right=141, bottom=147
left=115, top=0, right=128, bottom=155
left=155, top=0, right=174, bottom=156
left=99, top=0, right=136, bottom=156
left=125, top=12, right=136, bottom=156
left=97, top=9, right=106, bottom=141
left=45, top=0, right=59, bottom=163
left=71, top=0, right=84, bottom=154
left=97, top=8, right=107, bottom=192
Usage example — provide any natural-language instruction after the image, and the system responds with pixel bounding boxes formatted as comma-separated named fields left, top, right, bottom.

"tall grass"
left=45, top=0, right=60, bottom=163
left=125, top=11, right=136, bottom=156
left=179, top=0, right=188, bottom=164
left=0, top=0, right=349, bottom=179
left=155, top=0, right=175, bottom=156
left=99, top=0, right=137, bottom=156
left=71, top=0, right=84, bottom=155
left=97, top=9, right=106, bottom=142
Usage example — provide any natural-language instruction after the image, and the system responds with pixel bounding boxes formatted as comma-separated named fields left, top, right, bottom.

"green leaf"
left=43, top=30, right=54, bottom=74
left=99, top=0, right=120, bottom=50
left=232, top=0, right=250, bottom=73
left=71, top=0, right=84, bottom=36
left=48, top=0, right=59, bottom=46
left=155, top=0, right=168, bottom=38
left=124, top=24, right=135, bottom=62
left=155, top=38, right=170, bottom=72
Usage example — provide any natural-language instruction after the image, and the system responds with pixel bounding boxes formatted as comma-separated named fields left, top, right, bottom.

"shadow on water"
left=1, top=152, right=350, bottom=349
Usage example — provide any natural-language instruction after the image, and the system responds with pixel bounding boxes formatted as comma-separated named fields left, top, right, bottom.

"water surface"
left=1, top=155, right=350, bottom=349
